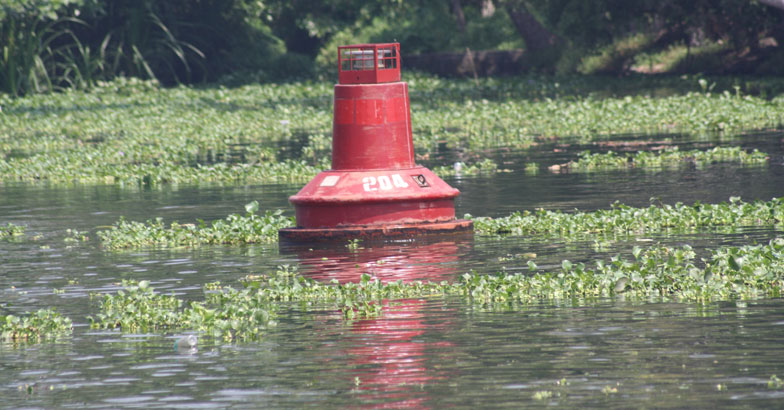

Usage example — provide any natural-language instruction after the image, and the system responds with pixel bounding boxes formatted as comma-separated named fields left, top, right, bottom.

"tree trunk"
left=504, top=4, right=563, bottom=71
left=505, top=5, right=562, bottom=53
left=450, top=0, right=467, bottom=34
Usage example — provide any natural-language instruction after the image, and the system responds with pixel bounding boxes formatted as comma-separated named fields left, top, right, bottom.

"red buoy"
left=279, top=43, right=472, bottom=241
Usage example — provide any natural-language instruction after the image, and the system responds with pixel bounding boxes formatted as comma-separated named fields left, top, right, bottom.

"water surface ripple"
left=1, top=131, right=784, bottom=408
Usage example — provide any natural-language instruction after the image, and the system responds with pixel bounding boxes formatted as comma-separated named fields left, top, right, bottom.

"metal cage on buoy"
left=278, top=43, right=472, bottom=242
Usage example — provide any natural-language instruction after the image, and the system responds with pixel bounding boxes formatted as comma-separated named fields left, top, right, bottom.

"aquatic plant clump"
left=90, top=279, right=277, bottom=341
left=240, top=266, right=449, bottom=319
left=97, top=202, right=293, bottom=249
left=561, top=146, right=768, bottom=172
left=91, top=266, right=449, bottom=341
left=432, top=158, right=500, bottom=177
left=1, top=309, right=73, bottom=343
left=1, top=223, right=25, bottom=240
left=471, top=197, right=784, bottom=238
left=90, top=280, right=184, bottom=332
left=93, top=240, right=784, bottom=341
left=464, top=239, right=784, bottom=305
left=2, top=76, right=784, bottom=188
left=0, top=156, right=325, bottom=186
left=0, top=80, right=332, bottom=188
left=98, top=198, right=782, bottom=249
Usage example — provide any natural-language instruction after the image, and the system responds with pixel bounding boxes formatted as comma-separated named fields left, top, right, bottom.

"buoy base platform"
left=279, top=219, right=473, bottom=243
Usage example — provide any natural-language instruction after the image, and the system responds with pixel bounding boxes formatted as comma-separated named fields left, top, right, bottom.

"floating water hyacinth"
left=433, top=158, right=500, bottom=177
left=1, top=223, right=25, bottom=240
left=97, top=202, right=294, bottom=249
left=90, top=278, right=278, bottom=342
left=2, top=75, right=784, bottom=188
left=471, top=197, right=784, bottom=239
left=1, top=309, right=72, bottom=343
left=90, top=239, right=784, bottom=341
left=553, top=146, right=769, bottom=172
left=95, top=197, right=783, bottom=249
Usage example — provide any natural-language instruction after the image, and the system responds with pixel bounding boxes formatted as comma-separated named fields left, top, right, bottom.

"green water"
left=1, top=132, right=783, bottom=408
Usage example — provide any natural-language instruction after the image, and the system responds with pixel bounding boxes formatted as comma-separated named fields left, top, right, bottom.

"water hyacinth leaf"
left=728, top=255, right=741, bottom=271
left=472, top=197, right=784, bottom=241
left=98, top=205, right=294, bottom=249
left=614, top=277, right=629, bottom=293
left=1, top=309, right=73, bottom=343
left=2, top=75, right=784, bottom=188
left=88, top=238, right=784, bottom=341
left=245, top=201, right=259, bottom=214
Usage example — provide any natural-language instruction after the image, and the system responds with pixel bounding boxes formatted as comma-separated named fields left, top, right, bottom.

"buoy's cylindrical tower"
left=279, top=43, right=472, bottom=241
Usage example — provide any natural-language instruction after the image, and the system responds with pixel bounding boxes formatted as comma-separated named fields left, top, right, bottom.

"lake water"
left=1, top=131, right=784, bottom=408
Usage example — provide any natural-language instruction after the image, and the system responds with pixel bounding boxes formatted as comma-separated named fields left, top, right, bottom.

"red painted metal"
left=338, top=43, right=400, bottom=85
left=279, top=42, right=472, bottom=242
left=332, top=82, right=414, bottom=170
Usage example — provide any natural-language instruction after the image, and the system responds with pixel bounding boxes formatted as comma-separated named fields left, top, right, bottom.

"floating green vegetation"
left=93, top=239, right=784, bottom=340
left=524, top=162, right=540, bottom=175
left=471, top=197, right=784, bottom=239
left=432, top=158, right=500, bottom=176
left=0, top=79, right=332, bottom=188
left=98, top=197, right=783, bottom=249
left=555, top=146, right=768, bottom=172
left=769, top=375, right=783, bottom=389
left=467, top=239, right=784, bottom=305
left=1, top=309, right=73, bottom=343
left=0, top=156, right=326, bottom=186
left=97, top=201, right=293, bottom=249
left=1, top=223, right=25, bottom=240
left=2, top=75, right=784, bottom=188
left=239, top=265, right=450, bottom=320
left=89, top=279, right=276, bottom=341
left=64, top=228, right=89, bottom=244
left=411, top=83, right=784, bottom=151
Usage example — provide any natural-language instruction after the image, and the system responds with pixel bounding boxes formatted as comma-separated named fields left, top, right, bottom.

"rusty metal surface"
left=279, top=219, right=474, bottom=243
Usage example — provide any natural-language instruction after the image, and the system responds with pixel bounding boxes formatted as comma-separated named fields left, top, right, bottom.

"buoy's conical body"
left=279, top=43, right=472, bottom=242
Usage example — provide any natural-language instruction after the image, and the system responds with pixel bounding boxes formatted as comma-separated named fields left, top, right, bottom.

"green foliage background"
left=2, top=0, right=784, bottom=95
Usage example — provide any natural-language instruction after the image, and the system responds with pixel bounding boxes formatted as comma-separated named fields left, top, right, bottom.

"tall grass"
left=0, top=8, right=78, bottom=95
left=0, top=1, right=213, bottom=95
